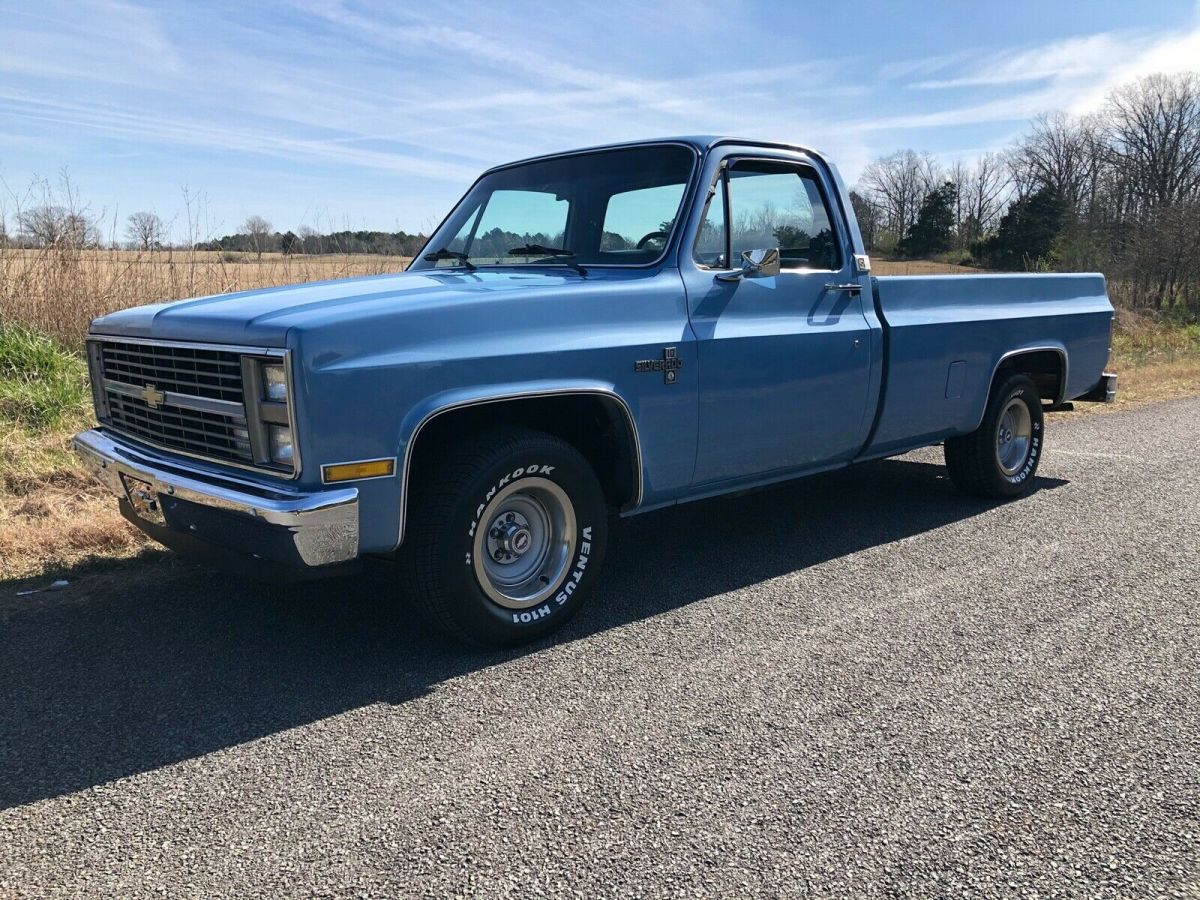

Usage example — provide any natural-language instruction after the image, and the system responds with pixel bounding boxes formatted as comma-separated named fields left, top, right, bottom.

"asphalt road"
left=2, top=397, right=1198, bottom=898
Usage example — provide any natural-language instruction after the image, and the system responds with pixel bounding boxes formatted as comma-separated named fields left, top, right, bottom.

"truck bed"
left=862, top=273, right=1113, bottom=459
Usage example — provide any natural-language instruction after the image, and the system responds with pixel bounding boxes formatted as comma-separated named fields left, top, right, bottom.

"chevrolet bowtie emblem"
left=140, top=384, right=165, bottom=409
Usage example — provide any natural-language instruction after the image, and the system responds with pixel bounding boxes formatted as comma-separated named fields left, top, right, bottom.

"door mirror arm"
left=715, top=248, right=781, bottom=282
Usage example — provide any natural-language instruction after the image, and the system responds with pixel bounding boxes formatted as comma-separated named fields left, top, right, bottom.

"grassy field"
left=1, top=251, right=1197, bottom=583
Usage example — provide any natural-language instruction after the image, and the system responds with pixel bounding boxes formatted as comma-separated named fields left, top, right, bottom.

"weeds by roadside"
left=0, top=325, right=149, bottom=580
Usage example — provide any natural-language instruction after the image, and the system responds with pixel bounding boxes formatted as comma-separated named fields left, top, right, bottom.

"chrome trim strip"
left=321, top=456, right=399, bottom=485
left=73, top=428, right=358, bottom=567
left=394, top=387, right=643, bottom=549
left=103, top=379, right=247, bottom=417
left=980, top=346, right=1069, bottom=424
left=88, top=333, right=286, bottom=357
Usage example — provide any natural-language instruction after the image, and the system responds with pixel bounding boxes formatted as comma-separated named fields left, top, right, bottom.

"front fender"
left=393, top=379, right=642, bottom=548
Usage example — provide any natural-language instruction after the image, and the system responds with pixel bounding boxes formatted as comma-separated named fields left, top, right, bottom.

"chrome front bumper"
left=73, top=429, right=359, bottom=568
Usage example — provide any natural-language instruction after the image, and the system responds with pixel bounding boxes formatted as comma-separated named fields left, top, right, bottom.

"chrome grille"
left=100, top=342, right=244, bottom=403
left=94, top=339, right=253, bottom=466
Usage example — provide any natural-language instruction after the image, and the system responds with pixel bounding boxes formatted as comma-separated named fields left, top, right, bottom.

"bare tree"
left=849, top=190, right=882, bottom=250
left=1011, top=112, right=1100, bottom=208
left=298, top=224, right=322, bottom=254
left=1103, top=72, right=1200, bottom=213
left=16, top=205, right=99, bottom=248
left=858, top=150, right=940, bottom=247
left=242, top=215, right=272, bottom=259
left=957, top=153, right=1011, bottom=247
left=125, top=211, right=164, bottom=250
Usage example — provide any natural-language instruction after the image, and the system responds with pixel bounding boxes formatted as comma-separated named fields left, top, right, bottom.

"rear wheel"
left=407, top=427, right=608, bottom=646
left=944, top=373, right=1044, bottom=498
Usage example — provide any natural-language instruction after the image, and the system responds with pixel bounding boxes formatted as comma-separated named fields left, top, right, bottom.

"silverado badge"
left=140, top=383, right=165, bottom=409
left=634, top=347, right=683, bottom=384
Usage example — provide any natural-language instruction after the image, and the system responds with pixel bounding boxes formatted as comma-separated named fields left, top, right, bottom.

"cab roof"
left=485, top=136, right=825, bottom=173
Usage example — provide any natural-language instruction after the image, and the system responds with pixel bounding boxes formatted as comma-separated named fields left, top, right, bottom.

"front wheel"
left=944, top=373, right=1044, bottom=498
left=407, top=428, right=608, bottom=646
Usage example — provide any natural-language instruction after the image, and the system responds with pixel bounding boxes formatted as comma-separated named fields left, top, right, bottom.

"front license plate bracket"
left=120, top=473, right=165, bottom=525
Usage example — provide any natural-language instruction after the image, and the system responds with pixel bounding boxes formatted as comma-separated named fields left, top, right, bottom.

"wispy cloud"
left=858, top=20, right=1200, bottom=136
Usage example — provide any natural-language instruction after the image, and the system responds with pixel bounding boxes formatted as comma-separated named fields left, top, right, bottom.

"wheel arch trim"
left=974, top=343, right=1068, bottom=430
left=392, top=382, right=642, bottom=550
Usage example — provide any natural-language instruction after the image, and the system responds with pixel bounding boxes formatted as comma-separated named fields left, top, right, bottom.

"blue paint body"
left=90, top=137, right=1114, bottom=558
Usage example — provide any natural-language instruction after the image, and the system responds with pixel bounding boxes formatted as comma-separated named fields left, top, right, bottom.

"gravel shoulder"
left=2, top=397, right=1198, bottom=898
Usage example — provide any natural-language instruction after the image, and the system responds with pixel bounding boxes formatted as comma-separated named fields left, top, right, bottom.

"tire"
left=407, top=427, right=608, bottom=646
left=944, top=373, right=1044, bottom=499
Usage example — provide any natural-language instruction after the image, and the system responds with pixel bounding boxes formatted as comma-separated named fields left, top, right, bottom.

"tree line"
left=852, top=71, right=1200, bottom=313
left=194, top=217, right=428, bottom=258
left=0, top=204, right=427, bottom=260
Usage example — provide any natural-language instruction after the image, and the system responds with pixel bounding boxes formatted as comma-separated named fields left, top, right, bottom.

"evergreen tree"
left=898, top=181, right=957, bottom=258
left=973, top=186, right=1067, bottom=270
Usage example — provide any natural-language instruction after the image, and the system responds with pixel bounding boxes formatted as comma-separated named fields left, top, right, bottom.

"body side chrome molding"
left=394, top=387, right=643, bottom=549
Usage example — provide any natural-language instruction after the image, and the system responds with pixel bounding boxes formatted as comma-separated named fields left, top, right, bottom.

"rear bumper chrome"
left=1079, top=371, right=1118, bottom=404
left=73, top=429, right=359, bottom=569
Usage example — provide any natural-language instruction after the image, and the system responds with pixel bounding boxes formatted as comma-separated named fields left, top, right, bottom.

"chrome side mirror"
left=716, top=248, right=780, bottom=282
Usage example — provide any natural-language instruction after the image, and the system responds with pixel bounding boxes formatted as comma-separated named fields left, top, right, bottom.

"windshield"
left=411, top=144, right=697, bottom=271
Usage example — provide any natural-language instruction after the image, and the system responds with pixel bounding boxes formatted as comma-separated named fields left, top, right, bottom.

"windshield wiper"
left=422, top=247, right=476, bottom=270
left=508, top=243, right=573, bottom=257
left=507, top=244, right=587, bottom=275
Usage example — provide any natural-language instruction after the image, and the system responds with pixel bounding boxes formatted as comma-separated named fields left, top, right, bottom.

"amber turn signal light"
left=322, top=458, right=395, bottom=483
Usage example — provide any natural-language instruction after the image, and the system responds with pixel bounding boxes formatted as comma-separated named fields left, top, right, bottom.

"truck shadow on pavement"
left=0, top=456, right=1066, bottom=810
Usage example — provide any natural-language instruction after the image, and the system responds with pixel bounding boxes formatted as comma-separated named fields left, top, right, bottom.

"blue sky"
left=2, top=0, right=1199, bottom=241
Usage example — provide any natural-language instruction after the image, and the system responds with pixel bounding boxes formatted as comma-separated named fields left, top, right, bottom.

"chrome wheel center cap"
left=488, top=510, right=535, bottom=564
left=505, top=525, right=533, bottom=556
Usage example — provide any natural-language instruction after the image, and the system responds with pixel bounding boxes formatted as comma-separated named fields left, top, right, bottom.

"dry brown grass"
left=871, top=258, right=983, bottom=276
left=0, top=481, right=152, bottom=582
left=0, top=403, right=154, bottom=581
left=1, top=248, right=412, bottom=346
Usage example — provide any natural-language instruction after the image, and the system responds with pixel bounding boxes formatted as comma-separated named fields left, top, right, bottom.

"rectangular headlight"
left=268, top=425, right=294, bottom=465
left=262, top=364, right=288, bottom=402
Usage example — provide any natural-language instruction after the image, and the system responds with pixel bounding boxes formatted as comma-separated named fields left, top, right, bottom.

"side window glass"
left=692, top=175, right=727, bottom=268
left=727, top=162, right=841, bottom=270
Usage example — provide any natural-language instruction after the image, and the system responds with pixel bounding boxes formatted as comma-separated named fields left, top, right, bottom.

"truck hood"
left=88, top=270, right=595, bottom=346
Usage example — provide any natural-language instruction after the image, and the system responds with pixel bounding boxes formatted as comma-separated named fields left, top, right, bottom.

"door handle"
left=824, top=282, right=862, bottom=293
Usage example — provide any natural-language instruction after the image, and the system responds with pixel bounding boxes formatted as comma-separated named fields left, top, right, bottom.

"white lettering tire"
left=407, top=427, right=608, bottom=646
left=945, top=374, right=1044, bottom=499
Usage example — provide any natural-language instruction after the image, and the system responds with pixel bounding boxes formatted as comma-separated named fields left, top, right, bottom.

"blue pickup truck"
left=75, top=137, right=1117, bottom=645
